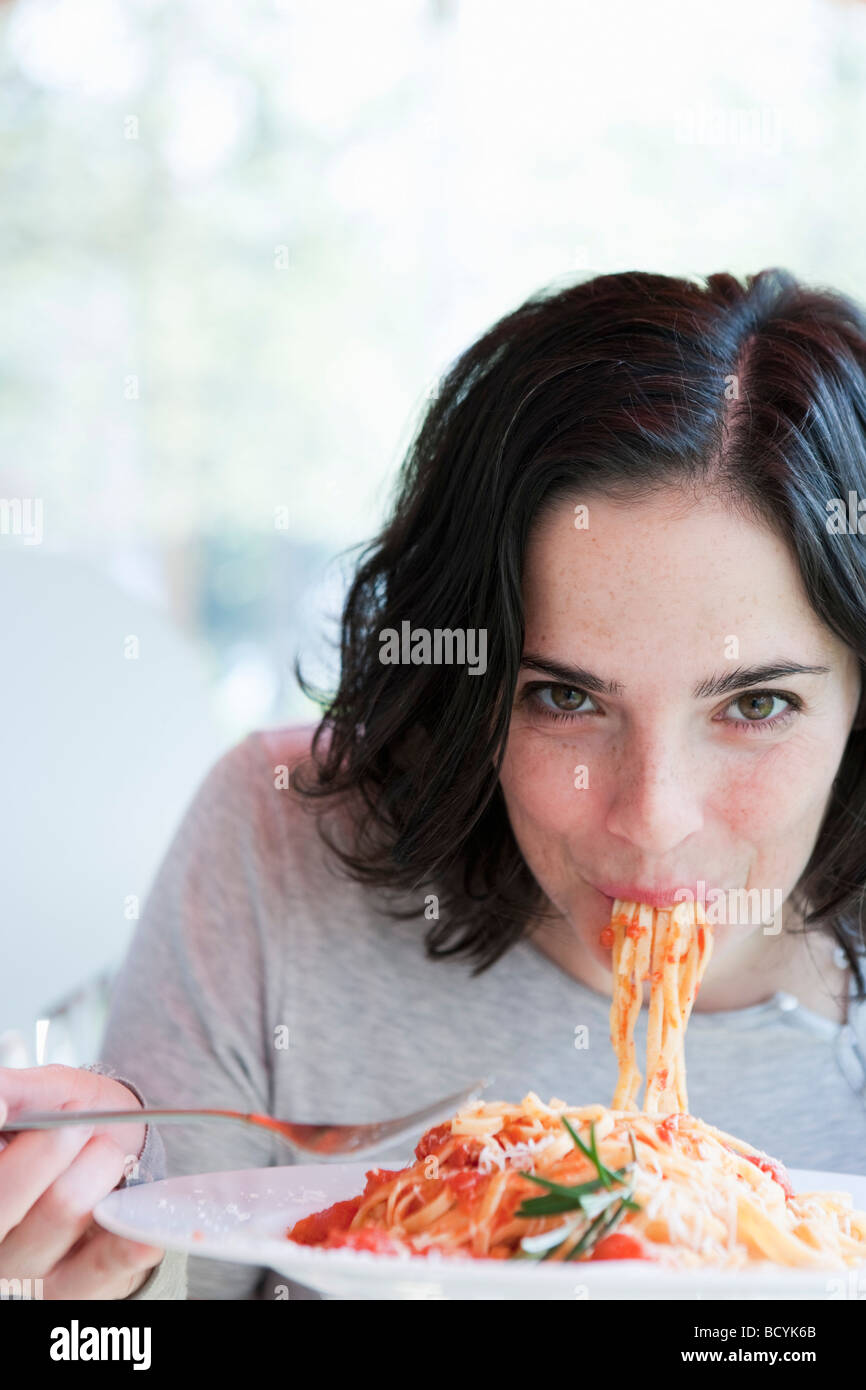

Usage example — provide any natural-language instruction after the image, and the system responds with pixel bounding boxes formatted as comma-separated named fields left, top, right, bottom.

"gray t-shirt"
left=98, top=727, right=866, bottom=1300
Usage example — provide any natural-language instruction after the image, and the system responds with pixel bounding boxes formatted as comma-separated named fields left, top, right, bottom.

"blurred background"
left=2, top=0, right=866, bottom=1061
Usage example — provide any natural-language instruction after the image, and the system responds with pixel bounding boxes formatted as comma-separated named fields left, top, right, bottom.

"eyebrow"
left=520, top=653, right=831, bottom=700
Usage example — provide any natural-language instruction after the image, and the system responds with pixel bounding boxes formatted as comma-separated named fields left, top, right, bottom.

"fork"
left=0, top=1078, right=490, bottom=1161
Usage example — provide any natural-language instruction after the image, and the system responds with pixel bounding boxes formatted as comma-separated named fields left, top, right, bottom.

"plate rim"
left=93, top=1160, right=866, bottom=1291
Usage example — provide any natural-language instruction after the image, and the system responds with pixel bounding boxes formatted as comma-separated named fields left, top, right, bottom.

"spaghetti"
left=605, top=897, right=713, bottom=1113
left=287, top=897, right=866, bottom=1269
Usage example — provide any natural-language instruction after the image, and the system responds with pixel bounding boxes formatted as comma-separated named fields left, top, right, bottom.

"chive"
left=517, top=1170, right=629, bottom=1201
left=564, top=1194, right=632, bottom=1261
left=511, top=1116, right=642, bottom=1262
left=561, top=1117, right=621, bottom=1189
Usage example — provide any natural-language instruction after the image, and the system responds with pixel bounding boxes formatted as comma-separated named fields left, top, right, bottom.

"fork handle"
left=1, top=1108, right=259, bottom=1131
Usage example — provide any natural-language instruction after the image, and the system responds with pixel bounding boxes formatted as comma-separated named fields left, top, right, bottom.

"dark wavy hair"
left=293, top=268, right=866, bottom=996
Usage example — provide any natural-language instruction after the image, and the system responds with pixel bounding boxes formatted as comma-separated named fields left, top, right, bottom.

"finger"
left=0, top=1121, right=96, bottom=1240
left=0, top=1064, right=146, bottom=1168
left=0, top=1134, right=127, bottom=1279
left=43, top=1225, right=165, bottom=1300
left=0, top=1063, right=104, bottom=1115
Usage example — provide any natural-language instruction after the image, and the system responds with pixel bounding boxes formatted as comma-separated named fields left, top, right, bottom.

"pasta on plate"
left=287, top=899, right=866, bottom=1268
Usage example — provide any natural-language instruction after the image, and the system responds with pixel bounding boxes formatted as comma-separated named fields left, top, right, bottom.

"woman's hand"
left=0, top=1064, right=165, bottom=1298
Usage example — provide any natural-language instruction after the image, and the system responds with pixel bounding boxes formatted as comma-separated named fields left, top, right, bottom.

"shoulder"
left=204, top=722, right=316, bottom=791
left=196, top=722, right=317, bottom=809
left=160, top=723, right=325, bottom=886
left=206, top=723, right=354, bottom=880
left=256, top=722, right=317, bottom=770
left=184, top=723, right=407, bottom=920
left=135, top=722, right=363, bottom=958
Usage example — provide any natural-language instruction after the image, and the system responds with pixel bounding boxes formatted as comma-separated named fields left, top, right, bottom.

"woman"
left=2, top=266, right=865, bottom=1300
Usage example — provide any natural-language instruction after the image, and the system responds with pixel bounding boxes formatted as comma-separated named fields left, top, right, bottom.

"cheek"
left=500, top=731, right=593, bottom=836
left=717, top=734, right=836, bottom=841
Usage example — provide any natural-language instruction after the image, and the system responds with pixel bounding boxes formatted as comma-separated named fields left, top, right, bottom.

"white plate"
left=94, top=1162, right=866, bottom=1300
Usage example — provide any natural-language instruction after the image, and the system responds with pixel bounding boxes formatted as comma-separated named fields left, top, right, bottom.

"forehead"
left=523, top=491, right=831, bottom=662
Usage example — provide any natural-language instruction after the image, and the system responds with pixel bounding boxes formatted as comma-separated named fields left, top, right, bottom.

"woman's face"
left=498, top=488, right=862, bottom=972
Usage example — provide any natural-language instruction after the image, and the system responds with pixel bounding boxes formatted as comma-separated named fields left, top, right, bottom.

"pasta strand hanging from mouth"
left=606, top=898, right=713, bottom=1114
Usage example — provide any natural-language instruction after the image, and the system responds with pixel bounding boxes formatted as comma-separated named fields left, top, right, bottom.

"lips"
left=592, top=882, right=709, bottom=911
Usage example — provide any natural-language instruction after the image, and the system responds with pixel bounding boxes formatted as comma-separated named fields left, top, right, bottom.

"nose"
left=603, top=729, right=704, bottom=857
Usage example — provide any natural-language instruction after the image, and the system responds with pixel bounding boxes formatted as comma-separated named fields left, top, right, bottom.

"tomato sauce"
left=742, top=1151, right=795, bottom=1199
left=590, top=1231, right=651, bottom=1260
left=323, top=1227, right=403, bottom=1254
left=452, top=1138, right=484, bottom=1167
left=362, top=1167, right=403, bottom=1197
left=415, top=1124, right=484, bottom=1170
left=447, top=1169, right=487, bottom=1211
left=656, top=1112, right=683, bottom=1144
left=415, top=1123, right=451, bottom=1160
left=289, top=1196, right=361, bottom=1245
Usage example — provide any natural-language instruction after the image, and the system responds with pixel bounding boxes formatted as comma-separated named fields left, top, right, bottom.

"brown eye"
left=734, top=694, right=778, bottom=722
left=723, top=690, right=800, bottom=735
left=523, top=682, right=596, bottom=721
left=550, top=685, right=585, bottom=711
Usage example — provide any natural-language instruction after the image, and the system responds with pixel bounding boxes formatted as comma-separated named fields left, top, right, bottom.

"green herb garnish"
left=510, top=1119, right=641, bottom=1262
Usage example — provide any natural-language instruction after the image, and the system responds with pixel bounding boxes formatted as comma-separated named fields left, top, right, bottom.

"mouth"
left=590, top=881, right=711, bottom=912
